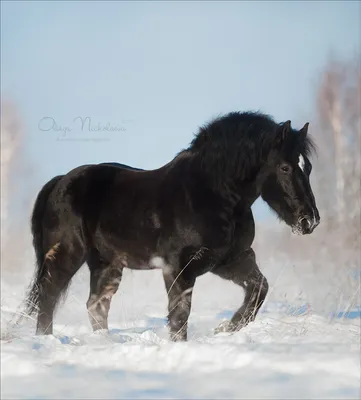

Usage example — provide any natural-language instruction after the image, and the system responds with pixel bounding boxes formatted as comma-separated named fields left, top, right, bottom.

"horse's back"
left=48, top=163, right=144, bottom=213
left=44, top=163, right=161, bottom=246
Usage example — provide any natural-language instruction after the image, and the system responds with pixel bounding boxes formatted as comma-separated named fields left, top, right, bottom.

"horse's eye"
left=280, top=164, right=291, bottom=173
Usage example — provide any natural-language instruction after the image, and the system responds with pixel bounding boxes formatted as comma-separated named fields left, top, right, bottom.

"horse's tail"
left=24, top=175, right=63, bottom=317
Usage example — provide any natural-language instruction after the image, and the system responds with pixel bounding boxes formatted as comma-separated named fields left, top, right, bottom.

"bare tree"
left=315, top=56, right=361, bottom=226
left=1, top=98, right=33, bottom=276
left=1, top=99, right=23, bottom=237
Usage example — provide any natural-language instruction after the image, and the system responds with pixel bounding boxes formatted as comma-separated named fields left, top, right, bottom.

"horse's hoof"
left=92, top=328, right=109, bottom=336
left=214, top=320, right=237, bottom=334
left=169, top=332, right=187, bottom=342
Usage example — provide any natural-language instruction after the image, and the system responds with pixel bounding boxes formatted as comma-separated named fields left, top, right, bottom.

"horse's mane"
left=187, top=111, right=315, bottom=183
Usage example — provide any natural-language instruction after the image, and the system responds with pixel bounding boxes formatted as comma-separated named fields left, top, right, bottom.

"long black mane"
left=187, top=111, right=315, bottom=184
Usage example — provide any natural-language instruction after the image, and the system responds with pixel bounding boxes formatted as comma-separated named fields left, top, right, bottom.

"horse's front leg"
left=212, top=248, right=269, bottom=334
left=162, top=268, right=195, bottom=342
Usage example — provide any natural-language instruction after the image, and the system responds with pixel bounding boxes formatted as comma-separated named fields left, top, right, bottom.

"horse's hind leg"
left=36, top=239, right=85, bottom=335
left=86, top=251, right=124, bottom=331
left=212, top=248, right=269, bottom=334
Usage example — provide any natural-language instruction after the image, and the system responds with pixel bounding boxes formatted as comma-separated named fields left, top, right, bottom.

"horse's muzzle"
left=298, top=215, right=320, bottom=235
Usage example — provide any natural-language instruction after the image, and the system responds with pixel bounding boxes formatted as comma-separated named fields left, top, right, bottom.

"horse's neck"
left=232, top=163, right=265, bottom=207
left=175, top=151, right=262, bottom=208
left=236, top=184, right=260, bottom=210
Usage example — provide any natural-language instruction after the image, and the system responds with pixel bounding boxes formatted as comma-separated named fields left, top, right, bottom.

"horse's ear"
left=275, top=120, right=291, bottom=147
left=300, top=122, right=309, bottom=140
left=282, top=120, right=291, bottom=140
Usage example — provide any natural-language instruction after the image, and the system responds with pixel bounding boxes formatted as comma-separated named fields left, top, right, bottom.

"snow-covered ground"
left=1, top=266, right=360, bottom=399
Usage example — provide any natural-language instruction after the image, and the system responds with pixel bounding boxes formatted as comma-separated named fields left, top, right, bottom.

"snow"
left=1, top=267, right=360, bottom=399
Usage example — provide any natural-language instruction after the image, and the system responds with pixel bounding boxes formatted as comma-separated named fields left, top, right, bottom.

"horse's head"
left=261, top=121, right=320, bottom=235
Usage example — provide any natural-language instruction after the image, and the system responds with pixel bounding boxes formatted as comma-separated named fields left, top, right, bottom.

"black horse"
left=24, top=111, right=320, bottom=341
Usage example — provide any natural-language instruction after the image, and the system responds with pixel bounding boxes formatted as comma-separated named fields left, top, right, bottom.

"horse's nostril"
left=299, top=217, right=312, bottom=230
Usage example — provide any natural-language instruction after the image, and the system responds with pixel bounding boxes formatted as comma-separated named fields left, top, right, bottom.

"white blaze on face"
left=298, top=154, right=305, bottom=172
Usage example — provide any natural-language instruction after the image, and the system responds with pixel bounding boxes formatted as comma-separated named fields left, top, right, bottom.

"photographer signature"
left=38, top=116, right=128, bottom=140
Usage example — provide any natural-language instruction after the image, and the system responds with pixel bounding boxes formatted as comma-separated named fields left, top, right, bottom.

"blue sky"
left=1, top=0, right=360, bottom=222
